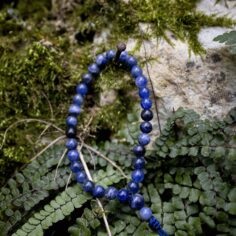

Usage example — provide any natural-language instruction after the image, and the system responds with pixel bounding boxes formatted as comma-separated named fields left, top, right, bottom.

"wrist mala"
left=65, top=43, right=169, bottom=236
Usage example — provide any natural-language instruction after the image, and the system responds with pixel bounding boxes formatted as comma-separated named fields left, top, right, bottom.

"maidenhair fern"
left=0, top=108, right=235, bottom=235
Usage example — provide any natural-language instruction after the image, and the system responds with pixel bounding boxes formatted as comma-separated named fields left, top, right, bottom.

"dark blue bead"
left=119, top=51, right=128, bottom=63
left=67, top=150, right=79, bottom=162
left=66, top=127, right=76, bottom=138
left=82, top=73, right=93, bottom=84
left=106, top=50, right=116, bottom=60
left=70, top=161, right=83, bottom=172
left=76, top=83, right=88, bottom=96
left=140, top=122, right=152, bottom=133
left=148, top=216, right=162, bottom=232
left=83, top=180, right=94, bottom=193
left=133, top=157, right=145, bottom=169
left=128, top=181, right=139, bottom=194
left=66, top=138, right=77, bottom=150
left=135, top=76, right=148, bottom=88
left=130, top=193, right=144, bottom=209
left=141, top=109, right=153, bottom=121
left=138, top=133, right=150, bottom=146
left=117, top=189, right=129, bottom=203
left=88, top=63, right=100, bottom=76
left=96, top=54, right=108, bottom=67
left=133, top=145, right=145, bottom=156
left=131, top=169, right=144, bottom=183
left=140, top=207, right=152, bottom=221
left=76, top=171, right=87, bottom=184
left=73, top=94, right=84, bottom=106
left=68, top=104, right=81, bottom=116
left=141, top=98, right=152, bottom=109
left=105, top=186, right=118, bottom=200
left=131, top=66, right=142, bottom=78
left=126, top=56, right=137, bottom=67
left=66, top=116, right=77, bottom=127
left=93, top=185, right=105, bottom=198
left=139, top=87, right=150, bottom=98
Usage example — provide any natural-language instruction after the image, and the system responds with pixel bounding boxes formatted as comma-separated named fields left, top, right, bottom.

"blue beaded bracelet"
left=65, top=43, right=169, bottom=236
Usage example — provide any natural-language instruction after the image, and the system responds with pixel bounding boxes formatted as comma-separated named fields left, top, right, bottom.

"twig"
left=42, top=91, right=54, bottom=120
left=30, top=135, right=66, bottom=162
left=85, top=145, right=97, bottom=170
left=54, top=148, right=67, bottom=181
left=65, top=172, right=72, bottom=190
left=78, top=143, right=112, bottom=236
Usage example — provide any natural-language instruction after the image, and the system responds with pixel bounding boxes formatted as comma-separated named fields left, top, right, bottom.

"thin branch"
left=54, top=148, right=67, bottom=181
left=42, top=91, right=54, bottom=120
left=65, top=172, right=72, bottom=190
left=85, top=145, right=97, bottom=170
left=78, top=144, right=112, bottom=236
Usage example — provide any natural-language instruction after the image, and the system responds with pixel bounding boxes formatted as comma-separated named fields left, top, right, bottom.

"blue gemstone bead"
left=73, top=94, right=84, bottom=106
left=66, top=116, right=77, bottom=127
left=93, top=185, right=105, bottom=198
left=82, top=73, right=93, bottom=84
left=128, top=181, right=139, bottom=194
left=130, top=193, right=144, bottom=210
left=126, top=56, right=137, bottom=67
left=138, top=133, right=150, bottom=146
left=105, top=186, right=118, bottom=200
left=106, top=50, right=116, bottom=60
left=66, top=138, right=77, bottom=150
left=67, top=150, right=79, bottom=162
left=66, top=127, right=76, bottom=138
left=117, top=189, right=129, bottom=203
left=69, top=104, right=81, bottom=116
left=141, top=98, right=152, bottom=109
left=88, top=63, right=100, bottom=76
left=133, top=157, right=145, bottom=169
left=131, top=169, right=144, bottom=183
left=76, top=171, right=87, bottom=184
left=96, top=54, right=108, bottom=67
left=139, top=87, right=150, bottom=98
left=70, top=161, right=83, bottom=172
left=140, top=122, right=152, bottom=133
left=140, top=207, right=152, bottom=221
left=83, top=180, right=94, bottom=193
left=76, top=83, right=88, bottom=96
left=119, top=51, right=128, bottom=63
left=133, top=145, right=145, bottom=156
left=141, top=109, right=153, bottom=121
left=135, top=76, right=148, bottom=88
left=131, top=66, right=142, bottom=78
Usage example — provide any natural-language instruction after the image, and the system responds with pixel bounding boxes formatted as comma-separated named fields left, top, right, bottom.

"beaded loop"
left=65, top=43, right=169, bottom=236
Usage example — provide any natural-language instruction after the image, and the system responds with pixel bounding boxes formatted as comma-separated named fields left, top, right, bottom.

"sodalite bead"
left=70, top=161, right=83, bottom=172
left=141, top=109, right=153, bottom=121
left=73, top=94, right=84, bottom=106
left=117, top=189, right=129, bottom=203
left=66, top=127, right=76, bottom=138
left=139, top=207, right=152, bottom=221
left=105, top=186, right=118, bottom=200
left=88, top=63, right=100, bottom=76
left=83, top=180, right=94, bottom=193
left=66, top=138, right=77, bottom=150
left=82, top=73, right=93, bottom=84
left=140, top=121, right=152, bottom=133
left=76, top=171, right=87, bottom=184
left=69, top=104, right=81, bottom=116
left=128, top=181, right=139, bottom=193
left=96, top=54, right=108, bottom=67
left=138, top=133, right=150, bottom=146
left=130, top=194, right=144, bottom=210
left=66, top=116, right=77, bottom=127
left=131, top=169, right=144, bottom=183
left=126, top=56, right=137, bottom=67
left=133, top=157, right=145, bottom=169
left=76, top=83, right=88, bottom=96
left=67, top=150, right=79, bottom=162
left=139, top=87, right=150, bottom=98
left=119, top=51, right=128, bottom=63
left=141, top=98, right=152, bottom=109
left=106, top=50, right=116, bottom=60
left=133, top=145, right=145, bottom=156
left=93, top=185, right=105, bottom=198
left=131, top=65, right=142, bottom=78
left=135, top=75, right=147, bottom=88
